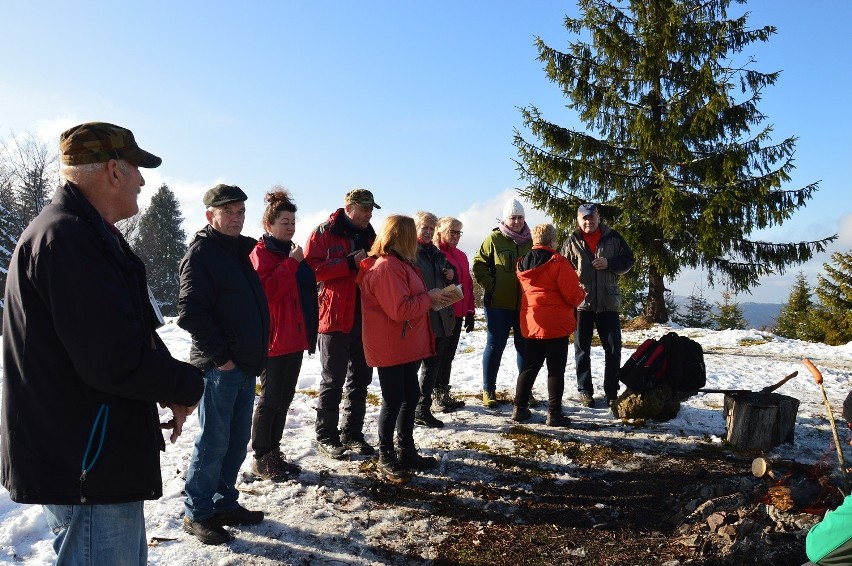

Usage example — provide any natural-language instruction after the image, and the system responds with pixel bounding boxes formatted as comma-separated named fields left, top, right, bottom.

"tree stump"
left=724, top=392, right=799, bottom=451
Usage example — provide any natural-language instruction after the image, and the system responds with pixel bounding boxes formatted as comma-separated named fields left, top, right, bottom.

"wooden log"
left=724, top=392, right=800, bottom=451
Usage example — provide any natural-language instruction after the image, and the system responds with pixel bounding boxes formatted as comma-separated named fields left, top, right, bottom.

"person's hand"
left=464, top=313, right=475, bottom=333
left=290, top=243, right=304, bottom=262
left=443, top=267, right=455, bottom=282
left=217, top=360, right=236, bottom=371
left=428, top=288, right=451, bottom=309
left=592, top=257, right=609, bottom=270
left=160, top=403, right=197, bottom=443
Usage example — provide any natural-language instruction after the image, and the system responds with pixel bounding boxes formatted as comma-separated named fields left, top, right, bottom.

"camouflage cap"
left=203, top=184, right=248, bottom=207
left=344, top=188, right=381, bottom=209
left=59, top=122, right=161, bottom=168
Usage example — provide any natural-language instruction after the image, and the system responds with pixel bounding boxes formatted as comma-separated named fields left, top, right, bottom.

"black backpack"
left=658, top=331, right=706, bottom=394
left=617, top=332, right=706, bottom=394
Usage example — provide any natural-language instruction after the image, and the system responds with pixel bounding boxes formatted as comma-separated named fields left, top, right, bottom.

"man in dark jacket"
left=562, top=203, right=634, bottom=408
left=304, top=189, right=378, bottom=459
left=177, top=184, right=270, bottom=545
left=1, top=122, right=204, bottom=565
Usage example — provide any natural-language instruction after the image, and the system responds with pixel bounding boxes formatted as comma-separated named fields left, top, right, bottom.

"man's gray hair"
left=413, top=211, right=438, bottom=228
left=60, top=159, right=129, bottom=184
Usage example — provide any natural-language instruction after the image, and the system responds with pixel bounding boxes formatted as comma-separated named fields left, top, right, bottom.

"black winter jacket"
left=1, top=182, right=204, bottom=505
left=177, top=225, right=270, bottom=376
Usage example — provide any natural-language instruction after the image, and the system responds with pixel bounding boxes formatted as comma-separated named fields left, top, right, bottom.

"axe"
left=804, top=358, right=849, bottom=494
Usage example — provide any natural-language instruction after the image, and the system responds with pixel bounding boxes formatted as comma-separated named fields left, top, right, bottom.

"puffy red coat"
left=304, top=208, right=376, bottom=334
left=250, top=237, right=310, bottom=356
left=357, top=254, right=435, bottom=367
left=516, top=246, right=586, bottom=339
left=439, top=241, right=475, bottom=318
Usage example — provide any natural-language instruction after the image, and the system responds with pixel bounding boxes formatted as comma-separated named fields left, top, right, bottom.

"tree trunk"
left=644, top=264, right=668, bottom=323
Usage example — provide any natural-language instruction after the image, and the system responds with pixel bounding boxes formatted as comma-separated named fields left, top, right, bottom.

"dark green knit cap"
left=60, top=122, right=161, bottom=168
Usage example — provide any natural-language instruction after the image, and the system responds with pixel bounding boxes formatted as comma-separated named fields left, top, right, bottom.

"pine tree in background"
left=514, top=0, right=835, bottom=323
left=672, top=285, right=713, bottom=329
left=713, top=289, right=747, bottom=330
left=774, top=271, right=816, bottom=341
left=811, top=251, right=852, bottom=346
left=132, top=184, right=187, bottom=317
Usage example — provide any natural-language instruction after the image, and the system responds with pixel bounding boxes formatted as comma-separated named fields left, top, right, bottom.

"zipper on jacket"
left=401, top=320, right=411, bottom=339
left=79, top=403, right=109, bottom=503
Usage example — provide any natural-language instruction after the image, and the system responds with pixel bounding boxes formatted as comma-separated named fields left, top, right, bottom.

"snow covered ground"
left=1, top=318, right=851, bottom=565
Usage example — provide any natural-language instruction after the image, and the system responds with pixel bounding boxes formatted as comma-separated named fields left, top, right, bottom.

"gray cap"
left=203, top=184, right=248, bottom=207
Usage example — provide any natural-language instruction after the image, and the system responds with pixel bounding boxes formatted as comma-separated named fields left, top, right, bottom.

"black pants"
left=417, top=334, right=453, bottom=414
left=574, top=310, right=622, bottom=400
left=251, top=351, right=303, bottom=457
left=435, top=317, right=463, bottom=391
left=515, top=336, right=570, bottom=413
left=315, top=324, right=373, bottom=442
left=377, top=361, right=421, bottom=454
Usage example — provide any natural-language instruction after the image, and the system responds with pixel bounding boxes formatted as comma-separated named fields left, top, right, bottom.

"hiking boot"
left=528, top=392, right=541, bottom=408
left=377, top=452, right=413, bottom=484
left=397, top=447, right=439, bottom=470
left=270, top=450, right=302, bottom=475
left=414, top=410, right=444, bottom=428
left=579, top=392, right=595, bottom=408
left=213, top=504, right=264, bottom=526
left=546, top=412, right=572, bottom=427
left=251, top=452, right=288, bottom=482
left=433, top=387, right=464, bottom=413
left=443, top=387, right=466, bottom=409
left=342, top=435, right=376, bottom=456
left=183, top=517, right=233, bottom=545
left=511, top=406, right=532, bottom=422
left=317, top=437, right=347, bottom=460
left=482, top=390, right=498, bottom=408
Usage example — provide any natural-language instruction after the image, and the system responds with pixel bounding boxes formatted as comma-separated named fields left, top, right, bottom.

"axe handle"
left=759, top=371, right=798, bottom=395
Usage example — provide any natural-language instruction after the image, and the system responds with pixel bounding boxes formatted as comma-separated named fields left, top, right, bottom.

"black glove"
left=464, top=313, right=475, bottom=333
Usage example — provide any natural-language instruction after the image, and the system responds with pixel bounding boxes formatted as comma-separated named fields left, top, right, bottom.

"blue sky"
left=2, top=1, right=850, bottom=304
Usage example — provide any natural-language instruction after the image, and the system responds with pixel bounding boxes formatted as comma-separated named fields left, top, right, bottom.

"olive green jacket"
left=472, top=228, right=532, bottom=311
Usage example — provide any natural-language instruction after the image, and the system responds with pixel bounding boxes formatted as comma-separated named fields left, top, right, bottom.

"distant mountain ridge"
left=671, top=295, right=781, bottom=330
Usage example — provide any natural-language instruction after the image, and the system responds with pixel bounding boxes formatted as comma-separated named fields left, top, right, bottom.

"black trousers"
left=515, top=336, right=570, bottom=413
left=377, top=361, right=421, bottom=454
left=251, top=351, right=303, bottom=457
left=435, top=317, right=463, bottom=391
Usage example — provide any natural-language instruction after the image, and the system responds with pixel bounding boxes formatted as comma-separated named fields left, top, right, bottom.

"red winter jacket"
left=357, top=254, right=435, bottom=367
left=304, top=208, right=376, bottom=334
left=250, top=236, right=309, bottom=356
left=439, top=241, right=475, bottom=318
left=516, top=246, right=586, bottom=339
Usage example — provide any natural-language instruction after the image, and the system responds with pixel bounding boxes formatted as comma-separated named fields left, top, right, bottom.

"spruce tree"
left=675, top=286, right=713, bottom=329
left=132, top=184, right=187, bottom=317
left=774, top=271, right=815, bottom=340
left=712, top=289, right=747, bottom=330
left=514, top=0, right=835, bottom=323
left=811, top=251, right=852, bottom=346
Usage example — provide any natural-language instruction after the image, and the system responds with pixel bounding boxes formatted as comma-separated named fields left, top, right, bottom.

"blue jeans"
left=44, top=501, right=146, bottom=565
left=482, top=306, right=525, bottom=392
left=185, top=365, right=256, bottom=522
left=574, top=310, right=622, bottom=400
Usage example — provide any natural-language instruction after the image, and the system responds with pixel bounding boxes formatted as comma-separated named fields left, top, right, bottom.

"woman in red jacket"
left=512, top=223, right=585, bottom=426
left=249, top=189, right=318, bottom=481
left=358, top=215, right=450, bottom=483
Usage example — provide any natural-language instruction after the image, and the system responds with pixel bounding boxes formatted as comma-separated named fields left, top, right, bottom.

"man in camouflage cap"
left=1, top=122, right=203, bottom=564
left=304, top=189, right=380, bottom=459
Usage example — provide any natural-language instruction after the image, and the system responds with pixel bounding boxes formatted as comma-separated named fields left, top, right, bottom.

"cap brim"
left=128, top=148, right=162, bottom=168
